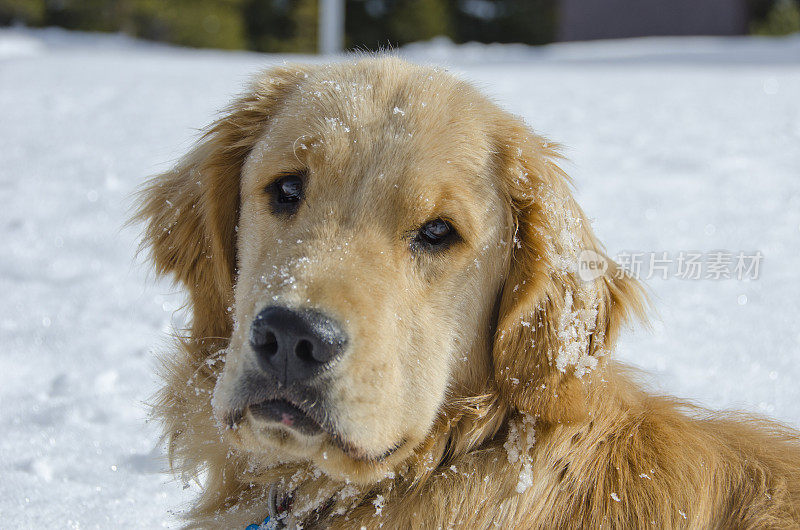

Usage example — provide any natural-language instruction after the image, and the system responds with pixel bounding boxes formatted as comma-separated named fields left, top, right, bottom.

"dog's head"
left=137, top=58, right=645, bottom=484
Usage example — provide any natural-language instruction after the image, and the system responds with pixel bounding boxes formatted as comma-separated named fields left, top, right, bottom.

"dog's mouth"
left=226, top=392, right=404, bottom=463
left=248, top=398, right=323, bottom=436
left=220, top=370, right=406, bottom=463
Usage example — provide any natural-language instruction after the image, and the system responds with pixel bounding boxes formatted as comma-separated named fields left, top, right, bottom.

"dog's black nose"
left=249, top=306, right=346, bottom=385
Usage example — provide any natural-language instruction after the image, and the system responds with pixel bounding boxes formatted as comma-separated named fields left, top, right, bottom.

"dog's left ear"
left=490, top=115, right=648, bottom=424
left=134, top=65, right=310, bottom=341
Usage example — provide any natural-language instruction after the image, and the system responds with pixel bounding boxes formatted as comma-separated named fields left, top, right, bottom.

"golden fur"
left=135, top=57, right=800, bottom=528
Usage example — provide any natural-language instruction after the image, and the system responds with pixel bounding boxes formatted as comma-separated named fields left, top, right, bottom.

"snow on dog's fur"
left=135, top=57, right=800, bottom=528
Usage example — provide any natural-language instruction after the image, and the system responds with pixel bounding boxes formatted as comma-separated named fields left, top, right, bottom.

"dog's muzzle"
left=222, top=306, right=347, bottom=439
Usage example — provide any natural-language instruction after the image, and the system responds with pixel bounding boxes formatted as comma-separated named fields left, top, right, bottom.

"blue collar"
left=245, top=515, right=276, bottom=530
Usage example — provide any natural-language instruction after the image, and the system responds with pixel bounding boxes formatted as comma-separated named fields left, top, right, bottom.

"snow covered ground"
left=1, top=27, right=799, bottom=528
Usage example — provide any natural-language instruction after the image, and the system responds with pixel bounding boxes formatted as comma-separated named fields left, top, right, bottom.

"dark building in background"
left=558, top=0, right=749, bottom=41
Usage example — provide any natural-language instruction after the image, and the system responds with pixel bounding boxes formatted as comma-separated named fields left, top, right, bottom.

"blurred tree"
left=345, top=0, right=453, bottom=50
left=1, top=0, right=559, bottom=52
left=750, top=0, right=800, bottom=34
left=244, top=0, right=317, bottom=52
left=2, top=0, right=248, bottom=50
left=129, top=0, right=248, bottom=49
left=0, top=0, right=45, bottom=26
left=244, top=0, right=293, bottom=51
left=390, top=0, right=451, bottom=43
left=345, top=0, right=394, bottom=50
left=43, top=0, right=126, bottom=32
left=453, top=0, right=556, bottom=45
left=749, top=0, right=779, bottom=21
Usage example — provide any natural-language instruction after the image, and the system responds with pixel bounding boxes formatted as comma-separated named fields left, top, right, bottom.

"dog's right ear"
left=490, top=114, right=648, bottom=425
left=133, top=65, right=310, bottom=341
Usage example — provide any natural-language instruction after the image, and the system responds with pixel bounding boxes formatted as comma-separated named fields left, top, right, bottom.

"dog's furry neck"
left=244, top=391, right=512, bottom=528
left=156, top=337, right=800, bottom=529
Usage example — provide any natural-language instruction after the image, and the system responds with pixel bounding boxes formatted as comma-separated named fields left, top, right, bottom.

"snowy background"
left=1, top=27, right=799, bottom=528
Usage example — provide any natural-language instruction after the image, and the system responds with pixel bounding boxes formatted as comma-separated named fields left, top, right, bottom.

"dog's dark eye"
left=415, top=218, right=456, bottom=249
left=276, top=174, right=303, bottom=203
left=268, top=173, right=304, bottom=214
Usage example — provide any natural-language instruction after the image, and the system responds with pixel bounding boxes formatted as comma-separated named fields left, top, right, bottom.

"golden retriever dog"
left=135, top=57, right=800, bottom=528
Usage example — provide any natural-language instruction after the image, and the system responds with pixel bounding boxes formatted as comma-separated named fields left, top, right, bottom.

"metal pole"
left=319, top=0, right=344, bottom=55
